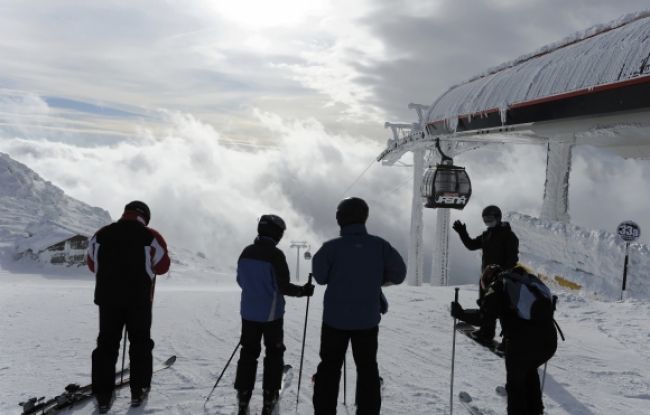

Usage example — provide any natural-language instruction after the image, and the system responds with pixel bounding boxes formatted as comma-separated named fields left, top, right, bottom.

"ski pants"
left=504, top=328, right=557, bottom=415
left=92, top=303, right=154, bottom=398
left=234, top=318, right=285, bottom=392
left=313, top=323, right=381, bottom=415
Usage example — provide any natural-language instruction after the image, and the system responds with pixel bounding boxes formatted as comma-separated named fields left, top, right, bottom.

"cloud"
left=0, top=0, right=389, bottom=138
left=0, top=109, right=413, bottom=275
left=5, top=105, right=648, bottom=285
left=356, top=0, right=650, bottom=121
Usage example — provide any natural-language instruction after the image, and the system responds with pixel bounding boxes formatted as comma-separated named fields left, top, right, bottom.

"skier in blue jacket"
left=312, top=197, right=406, bottom=415
left=234, top=214, right=314, bottom=415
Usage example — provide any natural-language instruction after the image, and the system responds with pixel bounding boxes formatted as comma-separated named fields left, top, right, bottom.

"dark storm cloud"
left=355, top=0, right=650, bottom=121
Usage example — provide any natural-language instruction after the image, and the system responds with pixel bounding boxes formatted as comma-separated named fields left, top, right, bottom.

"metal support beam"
left=541, top=139, right=574, bottom=222
left=432, top=208, right=451, bottom=286
left=407, top=149, right=425, bottom=286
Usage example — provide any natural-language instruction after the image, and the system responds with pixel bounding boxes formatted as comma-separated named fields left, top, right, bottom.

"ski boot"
left=131, top=386, right=150, bottom=407
left=96, top=392, right=114, bottom=414
left=237, top=389, right=252, bottom=415
left=261, top=389, right=279, bottom=415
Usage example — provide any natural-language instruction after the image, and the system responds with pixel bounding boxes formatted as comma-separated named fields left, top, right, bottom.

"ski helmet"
left=481, top=264, right=503, bottom=290
left=258, top=214, right=286, bottom=243
left=481, top=205, right=502, bottom=225
left=336, top=197, right=369, bottom=227
left=124, top=200, right=151, bottom=225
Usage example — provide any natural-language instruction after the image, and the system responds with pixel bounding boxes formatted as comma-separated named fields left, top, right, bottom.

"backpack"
left=502, top=270, right=555, bottom=322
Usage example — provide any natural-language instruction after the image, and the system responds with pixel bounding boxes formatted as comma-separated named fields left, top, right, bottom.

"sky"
left=1, top=0, right=649, bottom=282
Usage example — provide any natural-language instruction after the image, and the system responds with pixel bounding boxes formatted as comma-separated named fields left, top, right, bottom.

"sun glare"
left=209, top=0, right=328, bottom=28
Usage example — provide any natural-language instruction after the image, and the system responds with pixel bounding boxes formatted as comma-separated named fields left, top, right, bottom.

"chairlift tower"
left=289, top=241, right=310, bottom=282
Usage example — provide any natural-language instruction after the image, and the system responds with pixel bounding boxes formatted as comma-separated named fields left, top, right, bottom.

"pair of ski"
left=230, top=364, right=293, bottom=415
left=455, top=322, right=506, bottom=414
left=455, top=322, right=504, bottom=358
left=458, top=387, right=506, bottom=415
left=19, top=355, right=176, bottom=415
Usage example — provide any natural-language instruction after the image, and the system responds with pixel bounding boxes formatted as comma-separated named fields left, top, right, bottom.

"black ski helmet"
left=124, top=200, right=151, bottom=225
left=258, top=214, right=286, bottom=243
left=481, top=205, right=502, bottom=221
left=336, top=197, right=369, bottom=227
left=480, top=264, right=503, bottom=290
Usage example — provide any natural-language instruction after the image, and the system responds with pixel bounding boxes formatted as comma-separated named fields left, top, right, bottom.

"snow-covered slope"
left=0, top=268, right=648, bottom=415
left=0, top=152, right=111, bottom=264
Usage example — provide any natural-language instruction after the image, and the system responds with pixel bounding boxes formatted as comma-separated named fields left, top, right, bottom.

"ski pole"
left=296, top=273, right=313, bottom=411
left=204, top=340, right=241, bottom=406
left=450, top=287, right=459, bottom=415
left=120, top=326, right=128, bottom=386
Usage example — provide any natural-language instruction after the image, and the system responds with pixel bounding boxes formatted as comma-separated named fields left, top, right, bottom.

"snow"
left=510, top=212, right=650, bottom=301
left=426, top=11, right=650, bottom=130
left=1, top=265, right=650, bottom=415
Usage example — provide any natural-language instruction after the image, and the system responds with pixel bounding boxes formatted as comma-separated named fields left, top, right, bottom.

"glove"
left=301, top=282, right=315, bottom=297
left=379, top=292, right=389, bottom=314
left=452, top=220, right=466, bottom=234
left=450, top=301, right=464, bottom=319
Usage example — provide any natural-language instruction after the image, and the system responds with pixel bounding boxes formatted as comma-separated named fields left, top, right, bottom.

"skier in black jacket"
left=234, top=214, right=314, bottom=415
left=452, top=205, right=519, bottom=277
left=451, top=265, right=557, bottom=415
left=86, top=201, right=170, bottom=413
left=452, top=205, right=519, bottom=341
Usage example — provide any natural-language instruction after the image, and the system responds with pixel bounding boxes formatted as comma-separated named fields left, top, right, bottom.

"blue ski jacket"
left=312, top=224, right=406, bottom=330
left=237, top=236, right=304, bottom=322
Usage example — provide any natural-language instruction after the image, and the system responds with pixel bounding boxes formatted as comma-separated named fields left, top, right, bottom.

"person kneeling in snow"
left=451, top=265, right=558, bottom=415
left=234, top=214, right=314, bottom=415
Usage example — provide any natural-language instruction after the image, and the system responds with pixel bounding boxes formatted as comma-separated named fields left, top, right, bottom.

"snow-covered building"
left=380, top=12, right=650, bottom=289
left=15, top=224, right=91, bottom=266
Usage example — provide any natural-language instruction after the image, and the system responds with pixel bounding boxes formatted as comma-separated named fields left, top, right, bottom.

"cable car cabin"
left=421, top=164, right=472, bottom=209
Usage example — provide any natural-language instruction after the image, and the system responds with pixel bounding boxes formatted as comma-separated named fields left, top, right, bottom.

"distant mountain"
left=0, top=152, right=112, bottom=265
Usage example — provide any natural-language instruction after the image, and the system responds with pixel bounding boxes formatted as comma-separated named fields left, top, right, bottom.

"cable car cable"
left=340, top=158, right=377, bottom=197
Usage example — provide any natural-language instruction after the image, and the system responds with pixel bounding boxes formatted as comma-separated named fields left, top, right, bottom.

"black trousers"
left=234, top=318, right=285, bottom=392
left=504, top=328, right=557, bottom=415
left=91, top=304, right=154, bottom=397
left=313, top=324, right=381, bottom=415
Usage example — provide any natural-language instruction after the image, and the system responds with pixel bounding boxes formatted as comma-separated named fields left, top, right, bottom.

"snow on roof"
left=426, top=11, right=650, bottom=129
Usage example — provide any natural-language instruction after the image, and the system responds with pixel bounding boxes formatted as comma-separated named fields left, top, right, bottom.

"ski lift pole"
left=449, top=287, right=459, bottom=415
left=621, top=242, right=630, bottom=301
left=296, top=273, right=314, bottom=411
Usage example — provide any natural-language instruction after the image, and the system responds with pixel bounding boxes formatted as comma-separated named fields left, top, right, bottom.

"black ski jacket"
left=458, top=268, right=557, bottom=347
left=457, top=221, right=519, bottom=271
left=87, top=217, right=170, bottom=307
